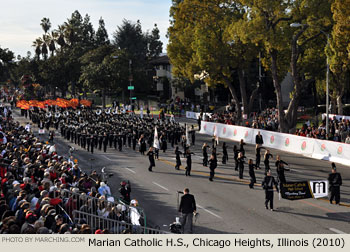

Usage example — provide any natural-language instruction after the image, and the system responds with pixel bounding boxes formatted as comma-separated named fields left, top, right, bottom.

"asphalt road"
left=13, top=110, right=350, bottom=234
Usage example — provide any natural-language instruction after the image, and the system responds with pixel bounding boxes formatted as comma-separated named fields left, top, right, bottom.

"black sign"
left=280, top=181, right=313, bottom=200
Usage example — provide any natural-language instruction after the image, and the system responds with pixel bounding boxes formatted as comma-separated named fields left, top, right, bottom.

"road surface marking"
left=102, top=155, right=113, bottom=161
left=152, top=182, right=169, bottom=191
left=102, top=155, right=119, bottom=161
left=197, top=204, right=222, bottom=219
left=125, top=168, right=136, bottom=174
left=329, top=228, right=346, bottom=234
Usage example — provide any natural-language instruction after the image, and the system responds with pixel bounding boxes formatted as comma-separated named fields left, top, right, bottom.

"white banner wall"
left=200, top=121, right=349, bottom=165
left=313, top=139, right=350, bottom=166
left=322, top=113, right=350, bottom=121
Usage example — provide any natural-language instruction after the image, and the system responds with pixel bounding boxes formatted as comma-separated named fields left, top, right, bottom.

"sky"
left=0, top=0, right=172, bottom=58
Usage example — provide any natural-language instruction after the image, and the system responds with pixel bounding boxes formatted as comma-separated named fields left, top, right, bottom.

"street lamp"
left=290, top=23, right=330, bottom=134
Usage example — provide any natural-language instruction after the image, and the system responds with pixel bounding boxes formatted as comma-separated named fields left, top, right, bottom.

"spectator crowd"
left=0, top=104, right=143, bottom=234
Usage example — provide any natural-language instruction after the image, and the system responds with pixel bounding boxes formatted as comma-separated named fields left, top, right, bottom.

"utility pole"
left=129, top=59, right=132, bottom=104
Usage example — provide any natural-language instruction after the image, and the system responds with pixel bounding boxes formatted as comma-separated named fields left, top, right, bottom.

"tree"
left=147, top=24, right=163, bottom=59
left=95, top=17, right=110, bottom=46
left=0, top=46, right=15, bottom=82
left=328, top=0, right=350, bottom=115
left=79, top=45, right=115, bottom=108
left=113, top=19, right=148, bottom=61
left=48, top=31, right=58, bottom=56
left=40, top=17, right=51, bottom=35
left=113, top=19, right=158, bottom=101
left=32, top=38, right=43, bottom=60
left=167, top=0, right=260, bottom=121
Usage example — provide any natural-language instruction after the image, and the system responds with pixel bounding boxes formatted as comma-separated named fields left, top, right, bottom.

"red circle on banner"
left=223, top=127, right=226, bottom=134
left=337, top=146, right=343, bottom=155
left=234, top=129, right=237, bottom=136
left=203, top=125, right=207, bottom=130
left=285, top=138, right=290, bottom=147
left=301, top=141, right=307, bottom=151
left=321, top=144, right=326, bottom=151
left=270, top=135, right=275, bottom=144
left=244, top=131, right=248, bottom=138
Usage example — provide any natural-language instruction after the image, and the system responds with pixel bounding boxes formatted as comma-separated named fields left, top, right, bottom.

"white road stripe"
left=329, top=228, right=346, bottom=234
left=152, top=182, right=169, bottom=191
left=197, top=204, right=222, bottom=219
left=125, top=168, right=136, bottom=174
left=103, top=155, right=118, bottom=161
left=102, top=155, right=113, bottom=161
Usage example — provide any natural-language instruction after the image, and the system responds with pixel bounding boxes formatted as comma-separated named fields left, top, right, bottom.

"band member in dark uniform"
left=261, top=170, right=279, bottom=211
left=237, top=152, right=246, bottom=179
left=255, top=144, right=263, bottom=169
left=328, top=163, right=342, bottom=204
left=239, top=139, right=246, bottom=156
left=263, top=149, right=273, bottom=174
left=202, top=143, right=208, bottom=167
left=248, top=159, right=257, bottom=189
left=175, top=146, right=182, bottom=170
left=132, top=131, right=137, bottom=151
left=89, top=134, right=94, bottom=154
left=275, top=155, right=289, bottom=184
left=139, top=134, right=146, bottom=155
left=146, top=147, right=155, bottom=172
left=185, top=149, right=195, bottom=176
left=209, top=154, right=217, bottom=181
left=222, top=142, right=228, bottom=164
left=233, top=145, right=239, bottom=171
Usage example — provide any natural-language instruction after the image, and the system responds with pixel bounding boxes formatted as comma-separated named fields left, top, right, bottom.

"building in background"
left=150, top=55, right=185, bottom=101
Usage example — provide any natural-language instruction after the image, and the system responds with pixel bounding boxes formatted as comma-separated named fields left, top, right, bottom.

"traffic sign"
left=131, top=97, right=137, bottom=100
left=128, top=86, right=134, bottom=90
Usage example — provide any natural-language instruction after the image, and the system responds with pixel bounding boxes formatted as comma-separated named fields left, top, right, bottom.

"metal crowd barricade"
left=72, top=210, right=169, bottom=234
left=60, top=189, right=147, bottom=228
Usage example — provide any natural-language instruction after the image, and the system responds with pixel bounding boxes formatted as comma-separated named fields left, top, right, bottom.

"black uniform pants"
left=330, top=186, right=340, bottom=204
left=103, top=143, right=107, bottom=153
left=265, top=190, right=274, bottom=209
left=249, top=173, right=256, bottom=188
left=209, top=169, right=215, bottom=181
left=203, top=154, right=208, bottom=166
left=185, top=164, right=191, bottom=176
left=256, top=153, right=261, bottom=168
left=239, top=166, right=244, bottom=179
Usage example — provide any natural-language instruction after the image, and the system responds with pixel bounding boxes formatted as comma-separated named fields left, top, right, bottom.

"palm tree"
left=32, top=37, right=43, bottom=60
left=48, top=31, right=58, bottom=56
left=41, top=35, right=50, bottom=60
left=40, top=17, right=51, bottom=35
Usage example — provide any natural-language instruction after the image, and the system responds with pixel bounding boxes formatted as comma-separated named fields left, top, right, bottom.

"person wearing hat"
left=328, top=163, right=342, bottom=204
left=261, top=170, right=279, bottom=211
left=98, top=182, right=111, bottom=197
left=146, top=147, right=155, bottom=172
left=129, top=199, right=142, bottom=232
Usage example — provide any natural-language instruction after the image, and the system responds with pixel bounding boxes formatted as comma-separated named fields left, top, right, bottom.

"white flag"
left=153, top=127, right=160, bottom=149
left=186, top=126, right=190, bottom=146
